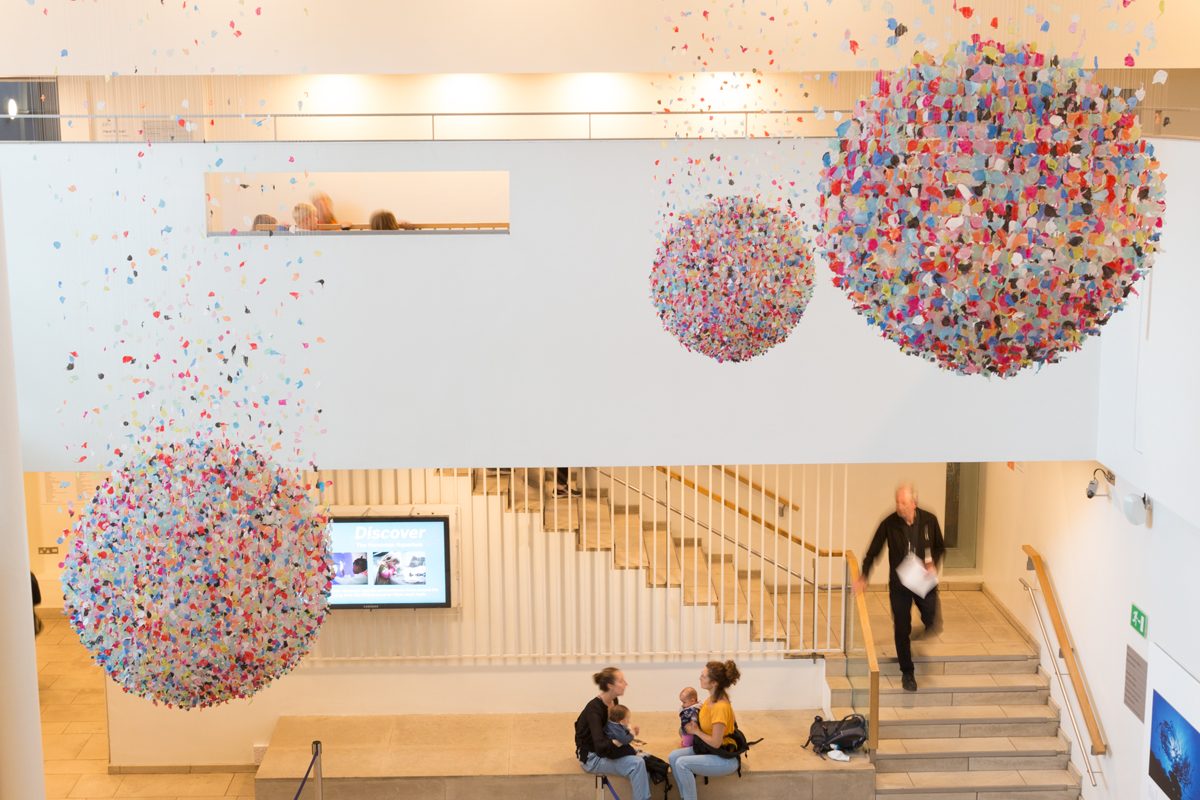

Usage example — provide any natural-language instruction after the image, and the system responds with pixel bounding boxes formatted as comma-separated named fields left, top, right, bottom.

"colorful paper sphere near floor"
left=60, top=436, right=332, bottom=709
left=650, top=196, right=815, bottom=363
left=818, top=37, right=1167, bottom=377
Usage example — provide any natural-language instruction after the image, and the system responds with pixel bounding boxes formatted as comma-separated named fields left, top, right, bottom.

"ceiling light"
left=5, top=98, right=17, bottom=119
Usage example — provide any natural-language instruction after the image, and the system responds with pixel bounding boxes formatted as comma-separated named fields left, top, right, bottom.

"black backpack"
left=691, top=727, right=763, bottom=778
left=802, top=714, right=867, bottom=757
left=642, top=753, right=672, bottom=798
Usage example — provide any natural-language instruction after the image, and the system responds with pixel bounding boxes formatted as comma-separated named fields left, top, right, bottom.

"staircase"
left=827, top=587, right=1083, bottom=800
left=471, top=467, right=793, bottom=644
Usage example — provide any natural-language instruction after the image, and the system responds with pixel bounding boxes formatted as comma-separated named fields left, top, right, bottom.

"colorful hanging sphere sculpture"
left=61, top=435, right=332, bottom=709
left=650, top=196, right=815, bottom=363
left=818, top=37, right=1166, bottom=377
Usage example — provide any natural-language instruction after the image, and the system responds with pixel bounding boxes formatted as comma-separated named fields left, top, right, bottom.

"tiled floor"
left=36, top=612, right=255, bottom=800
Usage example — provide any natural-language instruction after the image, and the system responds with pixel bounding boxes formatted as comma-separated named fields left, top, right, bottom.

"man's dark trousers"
left=889, top=580, right=940, bottom=676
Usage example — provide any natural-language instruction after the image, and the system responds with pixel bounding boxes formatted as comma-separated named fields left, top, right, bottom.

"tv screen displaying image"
left=328, top=516, right=451, bottom=608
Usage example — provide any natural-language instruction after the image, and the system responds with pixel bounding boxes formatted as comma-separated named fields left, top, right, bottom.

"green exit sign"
left=1130, top=604, right=1148, bottom=638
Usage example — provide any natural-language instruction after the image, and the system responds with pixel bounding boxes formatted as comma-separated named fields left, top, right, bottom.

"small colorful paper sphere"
left=61, top=435, right=332, bottom=709
left=818, top=37, right=1166, bottom=377
left=650, top=196, right=815, bottom=363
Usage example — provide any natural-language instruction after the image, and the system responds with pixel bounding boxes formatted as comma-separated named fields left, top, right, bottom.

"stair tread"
left=877, top=768, right=1080, bottom=792
left=830, top=673, right=1048, bottom=693
left=875, top=735, right=1068, bottom=756
left=834, top=704, right=1060, bottom=726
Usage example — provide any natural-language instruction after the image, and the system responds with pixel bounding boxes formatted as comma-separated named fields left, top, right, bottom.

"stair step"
left=876, top=768, right=1080, bottom=796
left=873, top=735, right=1070, bottom=772
left=739, top=573, right=787, bottom=641
left=643, top=528, right=682, bottom=588
left=829, top=673, right=1050, bottom=708
left=610, top=512, right=648, bottom=570
left=542, top=496, right=581, bottom=532
left=676, top=542, right=717, bottom=606
left=830, top=652, right=1041, bottom=678
left=834, top=703, right=1062, bottom=739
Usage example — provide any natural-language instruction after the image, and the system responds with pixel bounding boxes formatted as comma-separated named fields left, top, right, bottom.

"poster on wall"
left=1144, top=644, right=1200, bottom=800
left=327, top=516, right=451, bottom=609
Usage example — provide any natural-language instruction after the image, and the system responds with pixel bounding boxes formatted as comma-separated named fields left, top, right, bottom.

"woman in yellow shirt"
left=668, top=659, right=742, bottom=799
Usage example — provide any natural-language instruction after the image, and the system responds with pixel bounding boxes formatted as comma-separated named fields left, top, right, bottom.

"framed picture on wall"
left=1144, top=643, right=1200, bottom=800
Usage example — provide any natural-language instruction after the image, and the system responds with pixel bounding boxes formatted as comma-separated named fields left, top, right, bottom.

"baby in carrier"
left=678, top=686, right=701, bottom=747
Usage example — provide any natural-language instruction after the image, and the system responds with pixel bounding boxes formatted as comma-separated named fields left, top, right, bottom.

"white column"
left=0, top=182, right=47, bottom=797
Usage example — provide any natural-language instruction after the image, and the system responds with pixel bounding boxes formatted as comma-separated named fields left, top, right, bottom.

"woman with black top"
left=573, top=666, right=650, bottom=800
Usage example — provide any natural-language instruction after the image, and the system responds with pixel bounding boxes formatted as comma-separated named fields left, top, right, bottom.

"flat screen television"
left=327, top=516, right=452, bottom=609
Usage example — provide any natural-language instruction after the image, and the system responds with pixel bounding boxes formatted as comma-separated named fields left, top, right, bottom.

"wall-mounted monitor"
left=327, top=516, right=451, bottom=609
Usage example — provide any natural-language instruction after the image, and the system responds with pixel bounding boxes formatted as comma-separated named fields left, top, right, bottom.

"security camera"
left=1086, top=479, right=1098, bottom=499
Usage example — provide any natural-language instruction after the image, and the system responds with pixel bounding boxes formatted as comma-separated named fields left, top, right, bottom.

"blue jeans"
left=668, top=747, right=740, bottom=800
left=582, top=752, right=650, bottom=800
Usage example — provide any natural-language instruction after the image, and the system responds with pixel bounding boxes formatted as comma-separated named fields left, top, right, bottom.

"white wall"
left=976, top=460, right=1200, bottom=800
left=3, top=138, right=1103, bottom=472
left=204, top=171, right=510, bottom=233
left=1, top=0, right=1193, bottom=76
left=1096, top=139, right=1200, bottom=531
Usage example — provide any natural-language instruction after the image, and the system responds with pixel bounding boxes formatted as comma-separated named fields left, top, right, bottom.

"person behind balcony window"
left=292, top=202, right=319, bottom=231
left=668, top=660, right=742, bottom=800
left=369, top=210, right=412, bottom=231
left=853, top=483, right=946, bottom=693
left=574, top=667, right=650, bottom=800
left=311, top=191, right=338, bottom=225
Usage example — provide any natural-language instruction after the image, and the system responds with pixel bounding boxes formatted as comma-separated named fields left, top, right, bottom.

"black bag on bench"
left=691, top=727, right=763, bottom=778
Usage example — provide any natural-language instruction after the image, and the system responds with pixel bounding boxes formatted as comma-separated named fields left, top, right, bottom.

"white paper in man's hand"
left=897, top=552, right=938, bottom=598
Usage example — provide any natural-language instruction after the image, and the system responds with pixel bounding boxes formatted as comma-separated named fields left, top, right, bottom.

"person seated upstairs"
left=292, top=202, right=319, bottom=231
left=252, top=213, right=280, bottom=232
left=312, top=191, right=338, bottom=225
left=369, top=210, right=412, bottom=231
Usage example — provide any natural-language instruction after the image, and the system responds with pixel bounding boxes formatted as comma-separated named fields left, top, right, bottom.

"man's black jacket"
left=860, top=508, right=945, bottom=581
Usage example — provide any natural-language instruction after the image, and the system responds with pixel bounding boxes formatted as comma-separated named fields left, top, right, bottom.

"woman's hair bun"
left=594, top=666, right=621, bottom=691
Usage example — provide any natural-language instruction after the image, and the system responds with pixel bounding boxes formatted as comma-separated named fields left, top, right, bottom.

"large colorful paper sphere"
left=61, top=436, right=332, bottom=709
left=650, top=196, right=815, bottom=363
left=818, top=38, right=1166, bottom=377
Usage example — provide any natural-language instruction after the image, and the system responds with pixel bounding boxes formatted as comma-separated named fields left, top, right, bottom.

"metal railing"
left=1021, top=544, right=1106, bottom=787
left=305, top=465, right=851, bottom=663
left=6, top=103, right=1199, bottom=143
left=290, top=740, right=323, bottom=800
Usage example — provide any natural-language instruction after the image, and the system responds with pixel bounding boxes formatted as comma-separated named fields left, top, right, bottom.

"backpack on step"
left=802, top=714, right=867, bottom=757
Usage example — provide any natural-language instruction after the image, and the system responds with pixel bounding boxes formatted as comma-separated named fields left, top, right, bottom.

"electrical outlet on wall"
left=37, top=546, right=59, bottom=555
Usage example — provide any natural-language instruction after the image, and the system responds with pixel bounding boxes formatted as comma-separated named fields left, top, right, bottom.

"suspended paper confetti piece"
left=650, top=196, right=814, bottom=363
left=61, top=435, right=331, bottom=709
left=817, top=38, right=1166, bottom=377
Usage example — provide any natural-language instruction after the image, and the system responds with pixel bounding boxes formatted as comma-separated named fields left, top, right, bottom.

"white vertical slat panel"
left=379, top=469, right=397, bottom=505
left=395, top=469, right=412, bottom=505
left=333, top=469, right=351, bottom=506
left=349, top=470, right=368, bottom=505
left=364, top=469, right=381, bottom=506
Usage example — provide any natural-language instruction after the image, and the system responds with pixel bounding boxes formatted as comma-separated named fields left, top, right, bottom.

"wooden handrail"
left=1021, top=544, right=1107, bottom=756
left=845, top=552, right=880, bottom=752
left=656, top=467, right=844, bottom=557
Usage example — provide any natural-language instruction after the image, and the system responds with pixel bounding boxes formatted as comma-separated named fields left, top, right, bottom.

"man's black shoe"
left=901, top=673, right=918, bottom=692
